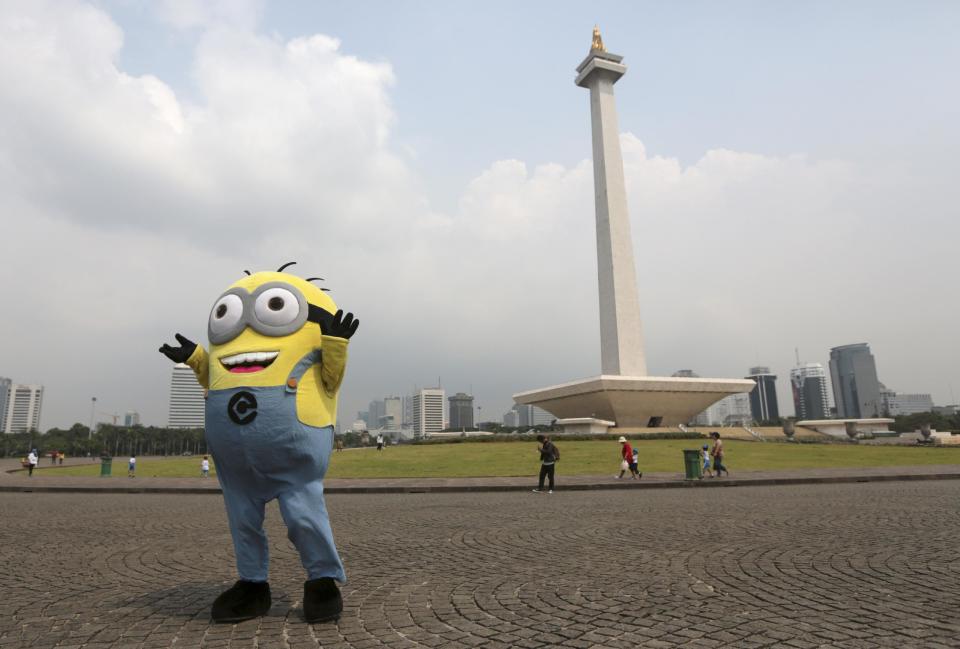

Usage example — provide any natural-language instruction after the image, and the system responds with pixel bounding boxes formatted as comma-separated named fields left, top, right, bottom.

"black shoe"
left=211, top=580, right=271, bottom=623
left=303, top=577, right=343, bottom=624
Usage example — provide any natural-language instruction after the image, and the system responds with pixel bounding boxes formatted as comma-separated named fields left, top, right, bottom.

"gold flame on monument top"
left=591, top=25, right=606, bottom=52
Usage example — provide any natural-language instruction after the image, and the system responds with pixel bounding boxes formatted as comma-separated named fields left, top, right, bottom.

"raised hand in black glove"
left=159, top=333, right=198, bottom=363
left=314, top=309, right=360, bottom=340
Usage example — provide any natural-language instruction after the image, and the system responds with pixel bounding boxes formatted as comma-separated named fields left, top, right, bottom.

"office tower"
left=448, top=392, right=474, bottom=430
left=0, top=377, right=10, bottom=431
left=382, top=396, right=402, bottom=429
left=411, top=388, right=444, bottom=438
left=702, top=392, right=752, bottom=426
left=367, top=399, right=385, bottom=429
left=880, top=388, right=934, bottom=416
left=3, top=383, right=44, bottom=434
left=829, top=344, right=882, bottom=418
left=517, top=404, right=554, bottom=427
left=167, top=363, right=205, bottom=428
left=745, top=366, right=779, bottom=422
left=503, top=409, right=519, bottom=427
left=124, top=411, right=141, bottom=427
left=402, top=395, right=413, bottom=427
left=790, top=363, right=831, bottom=420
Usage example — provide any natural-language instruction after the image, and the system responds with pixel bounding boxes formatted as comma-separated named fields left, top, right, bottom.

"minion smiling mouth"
left=220, top=351, right=279, bottom=374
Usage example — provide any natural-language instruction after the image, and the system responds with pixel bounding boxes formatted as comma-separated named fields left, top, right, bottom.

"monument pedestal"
left=515, top=375, right=755, bottom=430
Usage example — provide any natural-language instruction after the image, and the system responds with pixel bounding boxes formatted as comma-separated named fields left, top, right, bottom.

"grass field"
left=44, top=439, right=960, bottom=479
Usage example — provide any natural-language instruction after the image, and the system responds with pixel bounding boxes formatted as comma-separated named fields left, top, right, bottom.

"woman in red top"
left=617, top=436, right=641, bottom=480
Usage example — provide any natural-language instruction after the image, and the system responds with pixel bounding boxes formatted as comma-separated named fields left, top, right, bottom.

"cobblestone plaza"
left=2, top=482, right=958, bottom=648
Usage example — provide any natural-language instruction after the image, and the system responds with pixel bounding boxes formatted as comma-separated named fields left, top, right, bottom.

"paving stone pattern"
left=1, top=482, right=958, bottom=648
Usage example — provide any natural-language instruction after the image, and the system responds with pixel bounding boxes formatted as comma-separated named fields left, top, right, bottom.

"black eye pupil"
left=215, top=304, right=227, bottom=318
left=268, top=297, right=285, bottom=311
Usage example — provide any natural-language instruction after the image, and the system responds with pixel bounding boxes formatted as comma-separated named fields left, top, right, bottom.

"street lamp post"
left=89, top=397, right=97, bottom=439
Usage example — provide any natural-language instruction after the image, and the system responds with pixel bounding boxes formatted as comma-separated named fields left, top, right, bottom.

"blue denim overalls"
left=205, top=351, right=345, bottom=583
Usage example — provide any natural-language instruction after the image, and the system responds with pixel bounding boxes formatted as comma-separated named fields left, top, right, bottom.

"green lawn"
left=45, top=439, right=960, bottom=479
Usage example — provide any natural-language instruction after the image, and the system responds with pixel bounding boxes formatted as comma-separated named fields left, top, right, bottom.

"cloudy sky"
left=2, top=0, right=958, bottom=430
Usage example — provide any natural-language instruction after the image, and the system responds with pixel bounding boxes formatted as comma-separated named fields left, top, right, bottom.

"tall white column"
left=575, top=37, right=647, bottom=377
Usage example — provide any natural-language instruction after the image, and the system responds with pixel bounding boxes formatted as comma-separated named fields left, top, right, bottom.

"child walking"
left=701, top=444, right=712, bottom=478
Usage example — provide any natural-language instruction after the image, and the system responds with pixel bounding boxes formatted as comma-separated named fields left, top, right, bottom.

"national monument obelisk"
left=513, top=28, right=754, bottom=432
left=579, top=26, right=646, bottom=378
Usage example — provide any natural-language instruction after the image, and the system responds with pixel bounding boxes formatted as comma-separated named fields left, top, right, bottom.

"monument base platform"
left=554, top=417, right=617, bottom=435
left=514, top=375, right=756, bottom=429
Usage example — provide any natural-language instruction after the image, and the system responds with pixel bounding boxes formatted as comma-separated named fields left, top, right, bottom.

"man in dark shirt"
left=533, top=434, right=559, bottom=493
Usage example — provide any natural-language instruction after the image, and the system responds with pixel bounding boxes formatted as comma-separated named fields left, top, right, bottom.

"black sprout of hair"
left=305, top=277, right=325, bottom=282
left=277, top=261, right=297, bottom=272
left=243, top=270, right=251, bottom=276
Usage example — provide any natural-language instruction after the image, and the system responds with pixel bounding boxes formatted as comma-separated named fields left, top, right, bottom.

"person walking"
left=127, top=455, right=137, bottom=478
left=376, top=434, right=384, bottom=452
left=616, top=436, right=641, bottom=480
left=201, top=455, right=211, bottom=478
left=701, top=444, right=712, bottom=478
left=27, top=450, right=38, bottom=477
left=710, top=432, right=729, bottom=477
left=532, top=434, right=559, bottom=493
left=335, top=437, right=344, bottom=452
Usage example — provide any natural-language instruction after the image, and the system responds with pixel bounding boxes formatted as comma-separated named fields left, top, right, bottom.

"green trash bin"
left=682, top=449, right=702, bottom=480
left=99, top=456, right=113, bottom=477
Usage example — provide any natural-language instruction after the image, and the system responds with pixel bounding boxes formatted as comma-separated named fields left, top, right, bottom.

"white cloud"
left=155, top=0, right=263, bottom=31
left=0, top=1, right=956, bottom=429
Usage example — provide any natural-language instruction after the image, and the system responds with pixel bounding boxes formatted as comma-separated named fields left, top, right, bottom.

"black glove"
left=159, top=333, right=197, bottom=363
left=316, top=309, right=359, bottom=340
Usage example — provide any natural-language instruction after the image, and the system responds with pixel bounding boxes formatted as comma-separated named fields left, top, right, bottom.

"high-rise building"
left=3, top=383, right=44, bottom=434
left=448, top=392, right=474, bottom=430
left=124, top=411, right=141, bottom=427
left=402, top=395, right=413, bottom=427
left=503, top=409, right=519, bottom=428
left=517, top=404, right=554, bottom=427
left=880, top=388, right=934, bottom=416
left=791, top=363, right=831, bottom=420
left=829, top=344, right=882, bottom=418
left=382, top=396, right=403, bottom=429
left=745, top=366, right=779, bottom=422
left=411, top=388, right=444, bottom=438
left=0, top=377, right=11, bottom=431
left=367, top=399, right=385, bottom=429
left=701, top=392, right=752, bottom=426
left=167, top=363, right=205, bottom=428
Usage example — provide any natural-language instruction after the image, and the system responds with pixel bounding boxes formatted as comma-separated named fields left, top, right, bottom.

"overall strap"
left=285, top=350, right=322, bottom=393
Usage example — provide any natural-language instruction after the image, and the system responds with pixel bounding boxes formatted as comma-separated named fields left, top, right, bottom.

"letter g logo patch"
left=227, top=391, right=258, bottom=425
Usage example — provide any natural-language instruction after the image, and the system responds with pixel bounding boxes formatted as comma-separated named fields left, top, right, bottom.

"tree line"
left=1, top=423, right=206, bottom=459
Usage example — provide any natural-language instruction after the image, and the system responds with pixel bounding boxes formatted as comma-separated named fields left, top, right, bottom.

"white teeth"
left=221, top=351, right=279, bottom=366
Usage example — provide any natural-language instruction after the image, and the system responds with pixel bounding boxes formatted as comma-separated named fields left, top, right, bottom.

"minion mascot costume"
left=159, top=262, right=358, bottom=624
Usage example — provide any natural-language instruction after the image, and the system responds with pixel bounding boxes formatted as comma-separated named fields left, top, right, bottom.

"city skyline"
left=2, top=2, right=957, bottom=429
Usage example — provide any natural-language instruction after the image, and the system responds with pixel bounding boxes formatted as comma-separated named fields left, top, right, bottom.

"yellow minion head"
left=206, top=263, right=338, bottom=389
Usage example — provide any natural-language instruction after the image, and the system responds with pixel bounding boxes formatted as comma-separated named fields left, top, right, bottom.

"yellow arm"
left=320, top=335, right=348, bottom=396
left=185, top=345, right=210, bottom=390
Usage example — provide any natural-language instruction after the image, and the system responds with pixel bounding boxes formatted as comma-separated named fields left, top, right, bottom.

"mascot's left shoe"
left=211, top=580, right=272, bottom=623
left=303, top=577, right=343, bottom=623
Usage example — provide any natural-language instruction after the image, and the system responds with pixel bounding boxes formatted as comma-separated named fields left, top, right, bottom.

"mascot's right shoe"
left=211, top=580, right=272, bottom=623
left=303, top=577, right=343, bottom=623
